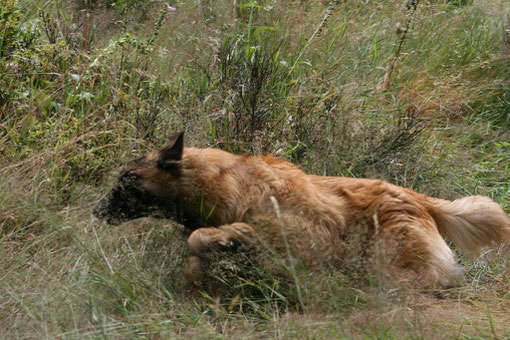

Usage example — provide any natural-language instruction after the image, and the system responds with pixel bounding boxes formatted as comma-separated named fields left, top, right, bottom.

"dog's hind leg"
left=366, top=190, right=463, bottom=289
left=187, top=222, right=255, bottom=254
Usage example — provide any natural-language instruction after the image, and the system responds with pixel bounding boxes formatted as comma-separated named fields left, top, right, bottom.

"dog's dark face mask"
left=93, top=172, right=169, bottom=225
left=93, top=132, right=184, bottom=225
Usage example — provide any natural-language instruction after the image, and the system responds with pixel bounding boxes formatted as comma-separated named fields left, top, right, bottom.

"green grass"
left=1, top=0, right=509, bottom=338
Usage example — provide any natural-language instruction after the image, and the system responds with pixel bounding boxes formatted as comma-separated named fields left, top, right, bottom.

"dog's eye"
left=119, top=172, right=140, bottom=184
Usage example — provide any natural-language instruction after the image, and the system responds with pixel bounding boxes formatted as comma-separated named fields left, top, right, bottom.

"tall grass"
left=0, top=0, right=509, bottom=338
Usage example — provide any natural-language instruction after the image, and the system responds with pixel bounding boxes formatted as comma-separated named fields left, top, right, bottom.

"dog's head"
left=93, top=132, right=185, bottom=225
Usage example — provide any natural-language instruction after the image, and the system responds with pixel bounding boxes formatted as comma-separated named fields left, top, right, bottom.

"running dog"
left=94, top=132, right=510, bottom=288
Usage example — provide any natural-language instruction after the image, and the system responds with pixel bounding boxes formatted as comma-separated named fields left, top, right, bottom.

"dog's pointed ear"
left=157, top=132, right=184, bottom=172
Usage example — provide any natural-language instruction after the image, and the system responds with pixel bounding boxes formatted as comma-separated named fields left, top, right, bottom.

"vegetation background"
left=0, top=0, right=509, bottom=338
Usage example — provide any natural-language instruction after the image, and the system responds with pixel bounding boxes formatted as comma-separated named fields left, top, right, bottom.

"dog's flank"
left=94, top=132, right=510, bottom=288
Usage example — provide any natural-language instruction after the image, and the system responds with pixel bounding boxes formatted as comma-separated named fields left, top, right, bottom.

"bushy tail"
left=427, top=195, right=510, bottom=257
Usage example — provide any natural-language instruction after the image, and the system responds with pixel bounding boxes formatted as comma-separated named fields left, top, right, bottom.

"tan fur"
left=134, top=146, right=510, bottom=288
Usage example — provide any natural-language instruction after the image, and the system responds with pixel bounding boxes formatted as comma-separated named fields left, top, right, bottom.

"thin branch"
left=380, top=0, right=421, bottom=91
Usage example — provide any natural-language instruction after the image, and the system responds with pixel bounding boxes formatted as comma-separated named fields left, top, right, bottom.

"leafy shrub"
left=0, top=0, right=38, bottom=59
left=211, top=35, right=289, bottom=149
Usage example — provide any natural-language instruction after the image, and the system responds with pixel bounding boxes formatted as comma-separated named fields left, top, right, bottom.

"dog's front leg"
left=187, top=222, right=255, bottom=254
left=184, top=222, right=255, bottom=288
